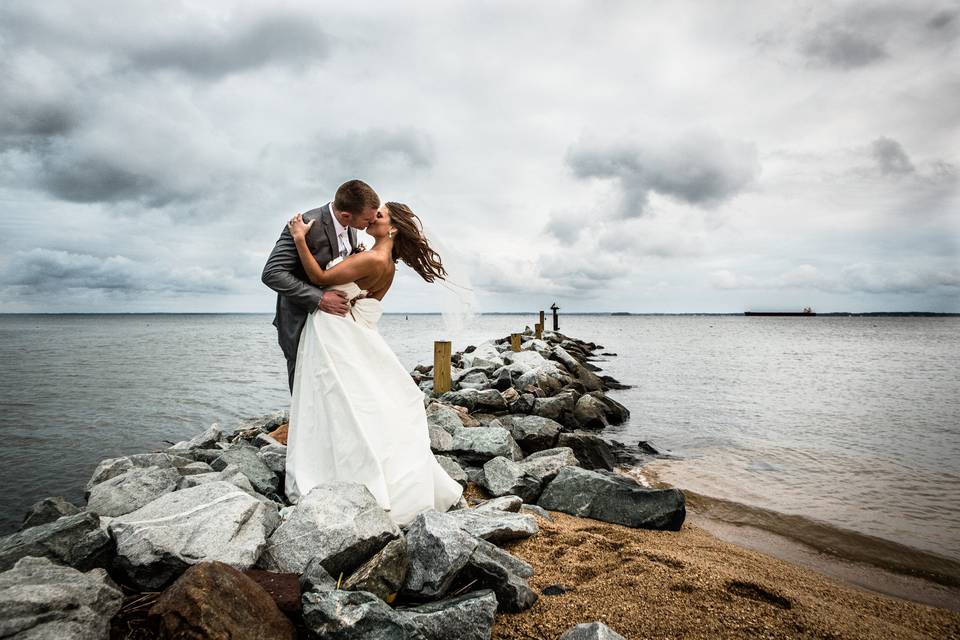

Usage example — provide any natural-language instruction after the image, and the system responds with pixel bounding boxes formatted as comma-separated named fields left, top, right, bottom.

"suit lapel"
left=320, top=203, right=339, bottom=256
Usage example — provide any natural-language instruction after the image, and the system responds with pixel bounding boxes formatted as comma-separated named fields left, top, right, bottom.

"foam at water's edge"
left=624, top=464, right=960, bottom=589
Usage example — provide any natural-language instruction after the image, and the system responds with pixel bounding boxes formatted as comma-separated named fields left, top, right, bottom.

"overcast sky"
left=1, top=0, right=957, bottom=313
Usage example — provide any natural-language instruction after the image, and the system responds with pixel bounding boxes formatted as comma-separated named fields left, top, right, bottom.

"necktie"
left=338, top=232, right=348, bottom=257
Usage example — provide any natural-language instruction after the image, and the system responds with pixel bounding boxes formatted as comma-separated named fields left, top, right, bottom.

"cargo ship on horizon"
left=745, top=307, right=817, bottom=317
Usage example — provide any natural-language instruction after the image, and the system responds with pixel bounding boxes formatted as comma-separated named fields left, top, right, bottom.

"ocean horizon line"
left=1, top=311, right=958, bottom=317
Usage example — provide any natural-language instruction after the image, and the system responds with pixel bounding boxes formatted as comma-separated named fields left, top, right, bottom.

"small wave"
left=685, top=489, right=960, bottom=588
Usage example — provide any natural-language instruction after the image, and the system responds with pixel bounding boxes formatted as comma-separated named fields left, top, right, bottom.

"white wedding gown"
left=284, top=279, right=463, bottom=527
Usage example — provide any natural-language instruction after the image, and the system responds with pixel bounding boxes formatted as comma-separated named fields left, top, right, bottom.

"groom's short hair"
left=334, top=180, right=380, bottom=214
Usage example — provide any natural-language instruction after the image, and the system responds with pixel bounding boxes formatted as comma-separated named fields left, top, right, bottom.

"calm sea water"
left=1, top=314, right=958, bottom=576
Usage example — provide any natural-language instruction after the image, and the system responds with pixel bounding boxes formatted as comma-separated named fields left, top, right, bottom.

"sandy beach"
left=457, top=484, right=960, bottom=640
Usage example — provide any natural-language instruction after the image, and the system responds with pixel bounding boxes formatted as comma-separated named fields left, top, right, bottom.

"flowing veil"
left=420, top=222, right=478, bottom=338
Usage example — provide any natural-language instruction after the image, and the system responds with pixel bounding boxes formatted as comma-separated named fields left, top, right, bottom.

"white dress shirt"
left=329, top=202, right=351, bottom=258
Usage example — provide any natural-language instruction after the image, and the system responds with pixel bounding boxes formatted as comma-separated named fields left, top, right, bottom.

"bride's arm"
left=288, top=213, right=378, bottom=286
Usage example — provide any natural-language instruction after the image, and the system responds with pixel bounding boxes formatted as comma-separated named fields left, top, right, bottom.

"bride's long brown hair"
left=385, top=202, right=446, bottom=283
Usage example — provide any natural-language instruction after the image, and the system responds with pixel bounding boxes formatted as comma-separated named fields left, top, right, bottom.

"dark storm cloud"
left=125, top=13, right=330, bottom=78
left=566, top=132, right=759, bottom=217
left=800, top=25, right=888, bottom=68
left=871, top=137, right=915, bottom=176
left=1, top=249, right=235, bottom=294
left=927, top=9, right=957, bottom=30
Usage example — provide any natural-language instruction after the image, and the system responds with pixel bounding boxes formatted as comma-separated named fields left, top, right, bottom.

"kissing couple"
left=261, top=179, right=463, bottom=526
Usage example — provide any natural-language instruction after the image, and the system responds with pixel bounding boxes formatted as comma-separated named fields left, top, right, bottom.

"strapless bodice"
left=323, top=257, right=382, bottom=329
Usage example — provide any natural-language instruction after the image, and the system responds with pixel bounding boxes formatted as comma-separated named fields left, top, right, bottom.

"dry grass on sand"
left=484, top=500, right=959, bottom=639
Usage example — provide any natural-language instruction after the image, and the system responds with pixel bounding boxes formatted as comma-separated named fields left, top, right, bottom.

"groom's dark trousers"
left=261, top=203, right=356, bottom=393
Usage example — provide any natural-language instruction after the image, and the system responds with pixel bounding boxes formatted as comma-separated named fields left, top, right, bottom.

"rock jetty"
left=0, top=328, right=682, bottom=639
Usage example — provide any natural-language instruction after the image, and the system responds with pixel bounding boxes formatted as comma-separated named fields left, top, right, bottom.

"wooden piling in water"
left=433, top=341, right=452, bottom=394
left=535, top=322, right=543, bottom=339
left=510, top=333, right=522, bottom=352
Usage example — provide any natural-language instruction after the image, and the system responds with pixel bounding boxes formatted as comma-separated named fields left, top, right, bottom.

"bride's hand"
left=288, top=213, right=314, bottom=240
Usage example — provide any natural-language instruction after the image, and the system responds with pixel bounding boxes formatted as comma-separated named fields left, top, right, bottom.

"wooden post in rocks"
left=510, top=333, right=522, bottom=352
left=433, top=341, right=452, bottom=394
left=535, top=322, right=543, bottom=339
left=551, top=303, right=560, bottom=331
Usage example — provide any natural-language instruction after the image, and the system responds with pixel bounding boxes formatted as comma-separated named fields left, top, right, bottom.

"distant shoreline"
left=2, top=312, right=958, bottom=317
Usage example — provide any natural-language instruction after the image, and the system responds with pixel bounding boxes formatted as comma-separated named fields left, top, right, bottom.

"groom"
left=262, top=179, right=380, bottom=392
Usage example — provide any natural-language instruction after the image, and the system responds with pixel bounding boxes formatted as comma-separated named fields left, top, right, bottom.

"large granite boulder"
left=447, top=508, right=538, bottom=543
left=85, top=452, right=194, bottom=494
left=429, top=425, right=454, bottom=452
left=397, top=589, right=498, bottom=640
left=402, top=511, right=479, bottom=600
left=440, top=389, right=507, bottom=413
left=343, top=536, right=409, bottom=603
left=538, top=466, right=685, bottom=530
left=551, top=346, right=604, bottom=391
left=258, top=443, right=287, bottom=476
left=210, top=445, right=279, bottom=495
left=426, top=403, right=465, bottom=434
left=518, top=447, right=579, bottom=483
left=459, top=538, right=538, bottom=612
left=514, top=362, right=569, bottom=396
left=557, top=431, right=617, bottom=471
left=108, top=481, right=280, bottom=590
left=19, top=496, right=82, bottom=530
left=86, top=465, right=181, bottom=517
left=258, top=482, right=399, bottom=577
left=0, top=511, right=112, bottom=572
left=480, top=457, right=543, bottom=502
left=573, top=394, right=610, bottom=429
left=456, top=369, right=491, bottom=390
left=532, top=391, right=579, bottom=429
left=440, top=426, right=523, bottom=465
left=490, top=415, right=561, bottom=453
left=588, top=391, right=631, bottom=424
left=0, top=556, right=123, bottom=640
left=148, top=561, right=295, bottom=640
left=435, top=455, right=468, bottom=487
left=302, top=589, right=426, bottom=640
left=559, top=621, right=628, bottom=639
left=459, top=342, right=504, bottom=371
left=232, top=409, right=288, bottom=435
left=168, top=422, right=224, bottom=451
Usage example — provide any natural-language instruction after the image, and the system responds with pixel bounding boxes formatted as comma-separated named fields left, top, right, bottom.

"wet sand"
left=460, top=485, right=960, bottom=640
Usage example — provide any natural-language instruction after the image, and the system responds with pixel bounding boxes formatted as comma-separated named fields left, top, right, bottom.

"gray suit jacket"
left=261, top=203, right=357, bottom=363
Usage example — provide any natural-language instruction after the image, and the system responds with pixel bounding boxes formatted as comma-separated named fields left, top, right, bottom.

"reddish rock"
left=149, top=561, right=295, bottom=640
left=268, top=423, right=289, bottom=445
left=243, top=569, right=301, bottom=615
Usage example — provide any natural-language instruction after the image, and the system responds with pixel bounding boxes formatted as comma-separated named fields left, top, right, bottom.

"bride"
left=283, top=202, right=464, bottom=526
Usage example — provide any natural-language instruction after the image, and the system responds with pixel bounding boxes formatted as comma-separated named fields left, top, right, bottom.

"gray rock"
left=551, top=346, right=604, bottom=391
left=177, top=463, right=258, bottom=496
left=514, top=363, right=568, bottom=396
left=589, top=392, right=631, bottom=424
left=556, top=431, right=617, bottom=471
left=520, top=504, right=555, bottom=521
left=210, top=445, right=279, bottom=495
left=492, top=415, right=561, bottom=453
left=429, top=425, right=454, bottom=452
left=302, top=589, right=426, bottom=640
left=168, top=422, right=223, bottom=451
left=86, top=465, right=181, bottom=517
left=426, top=403, right=464, bottom=434
left=503, top=349, right=548, bottom=369
left=401, top=511, right=480, bottom=599
left=518, top=447, right=579, bottom=484
left=519, top=338, right=553, bottom=357
left=510, top=392, right=536, bottom=414
left=457, top=370, right=491, bottom=390
left=473, top=495, right=522, bottom=513
left=300, top=556, right=338, bottom=592
left=493, top=367, right=513, bottom=391
left=343, top=536, right=408, bottom=602
left=559, top=621, right=628, bottom=639
left=0, top=556, right=123, bottom=640
left=440, top=389, right=507, bottom=413
left=442, top=426, right=523, bottom=465
left=573, top=394, right=610, bottom=429
left=532, top=391, right=579, bottom=428
left=447, top=508, right=538, bottom=543
left=258, top=482, right=399, bottom=577
left=20, top=496, right=81, bottom=530
left=464, top=466, right=485, bottom=485
left=397, top=589, right=498, bottom=640
left=460, top=539, right=538, bottom=612
left=435, top=455, right=468, bottom=487
left=178, top=461, right=215, bottom=476
left=459, top=342, right=504, bottom=371
left=480, top=457, right=543, bottom=502
left=0, top=512, right=112, bottom=573
left=108, top=481, right=280, bottom=590
left=232, top=409, right=288, bottom=435
left=85, top=452, right=195, bottom=493
left=258, top=443, right=287, bottom=476
left=538, top=466, right=686, bottom=530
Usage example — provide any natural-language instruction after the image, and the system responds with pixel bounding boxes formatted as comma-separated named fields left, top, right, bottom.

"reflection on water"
left=1, top=313, right=958, bottom=573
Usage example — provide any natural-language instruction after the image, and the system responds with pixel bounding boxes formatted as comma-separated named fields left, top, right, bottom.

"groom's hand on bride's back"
left=319, top=290, right=349, bottom=316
